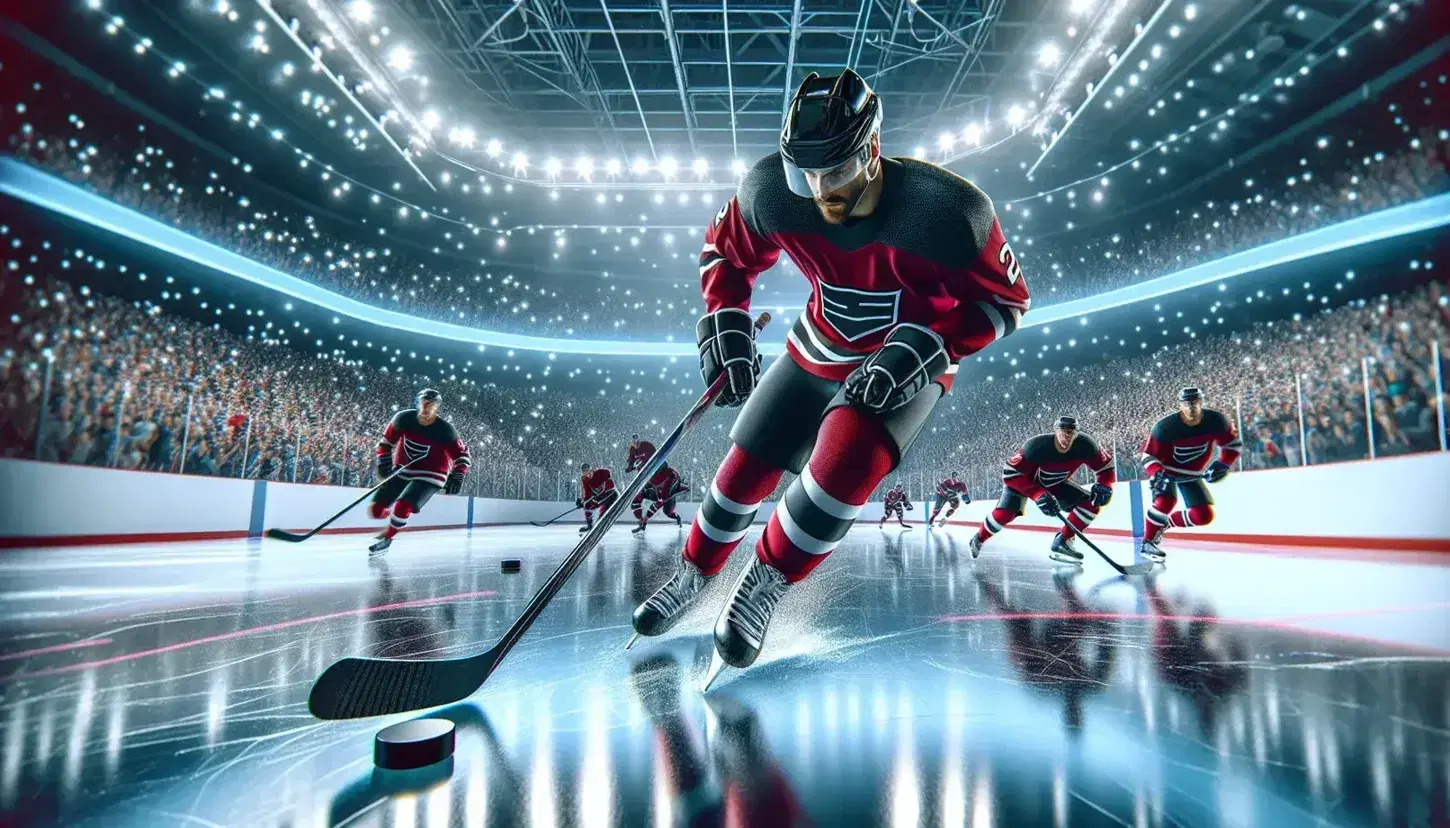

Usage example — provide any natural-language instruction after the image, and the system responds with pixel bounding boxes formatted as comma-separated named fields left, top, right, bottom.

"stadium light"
left=386, top=46, right=412, bottom=71
left=349, top=0, right=374, bottom=24
left=1039, top=42, right=1061, bottom=67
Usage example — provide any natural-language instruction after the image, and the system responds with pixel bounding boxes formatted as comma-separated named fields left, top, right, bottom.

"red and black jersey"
left=377, top=409, right=469, bottom=487
left=884, top=489, right=909, bottom=509
left=581, top=468, right=616, bottom=504
left=644, top=465, right=685, bottom=500
left=936, top=478, right=968, bottom=499
left=701, top=154, right=1031, bottom=387
left=1140, top=410, right=1242, bottom=478
left=626, top=439, right=657, bottom=472
left=1002, top=433, right=1115, bottom=499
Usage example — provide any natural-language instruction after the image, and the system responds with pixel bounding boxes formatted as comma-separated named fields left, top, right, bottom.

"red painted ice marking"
left=10, top=589, right=499, bottom=680
left=0, top=637, right=114, bottom=662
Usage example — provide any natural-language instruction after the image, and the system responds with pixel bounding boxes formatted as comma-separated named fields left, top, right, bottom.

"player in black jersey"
left=368, top=389, right=470, bottom=554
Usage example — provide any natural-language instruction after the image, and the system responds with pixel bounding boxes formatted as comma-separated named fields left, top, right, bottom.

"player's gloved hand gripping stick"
left=265, top=457, right=424, bottom=543
left=306, top=313, right=771, bottom=720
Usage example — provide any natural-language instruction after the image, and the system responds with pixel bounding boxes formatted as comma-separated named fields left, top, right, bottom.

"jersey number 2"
left=998, top=242, right=1022, bottom=285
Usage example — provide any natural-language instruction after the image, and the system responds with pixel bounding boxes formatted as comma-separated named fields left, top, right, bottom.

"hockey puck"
left=501, top=559, right=522, bottom=573
left=374, top=719, right=455, bottom=770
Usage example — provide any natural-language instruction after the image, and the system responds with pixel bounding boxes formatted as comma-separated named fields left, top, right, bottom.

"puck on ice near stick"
left=373, top=719, right=455, bottom=770
left=501, top=559, right=522, bottom=572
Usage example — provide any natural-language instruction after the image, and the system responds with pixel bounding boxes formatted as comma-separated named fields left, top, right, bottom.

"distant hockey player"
left=368, top=389, right=469, bottom=554
left=626, top=433, right=657, bottom=473
left=928, top=472, right=970, bottom=526
left=631, top=463, right=690, bottom=532
left=577, top=463, right=619, bottom=534
left=970, top=416, right=1115, bottom=564
left=632, top=67, right=1031, bottom=674
left=1138, top=387, right=1242, bottom=562
left=878, top=482, right=912, bottom=527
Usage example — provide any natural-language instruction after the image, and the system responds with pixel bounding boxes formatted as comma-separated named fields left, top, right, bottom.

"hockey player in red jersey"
left=970, top=416, right=1115, bottom=564
left=1138, top=387, right=1243, bottom=562
left=631, top=463, right=689, bottom=532
left=631, top=68, right=1031, bottom=674
left=577, top=463, right=619, bottom=534
left=877, top=482, right=912, bottom=528
left=368, top=389, right=469, bottom=554
left=625, top=434, right=657, bottom=473
left=928, top=472, right=970, bottom=527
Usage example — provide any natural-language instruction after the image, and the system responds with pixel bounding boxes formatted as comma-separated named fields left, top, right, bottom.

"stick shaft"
left=281, top=458, right=423, bottom=540
left=1056, top=514, right=1128, bottom=575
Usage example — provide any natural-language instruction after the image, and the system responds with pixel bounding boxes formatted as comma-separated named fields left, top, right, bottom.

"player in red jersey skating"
left=631, top=464, right=689, bottom=532
left=1138, top=387, right=1243, bottom=562
left=878, top=482, right=912, bottom=527
left=970, top=416, right=1115, bottom=564
left=928, top=472, right=970, bottom=527
left=367, top=389, right=469, bottom=554
left=625, top=434, right=657, bottom=473
left=577, top=463, right=619, bottom=534
left=630, top=68, right=1031, bottom=676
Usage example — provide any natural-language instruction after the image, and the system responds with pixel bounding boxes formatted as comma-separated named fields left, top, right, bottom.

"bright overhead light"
left=348, top=0, right=374, bottom=24
left=1038, top=42, right=1061, bottom=67
left=485, top=139, right=502, bottom=157
left=544, top=158, right=562, bottom=177
left=511, top=152, right=528, bottom=171
left=1006, top=105, right=1027, bottom=127
left=730, top=159, right=747, bottom=176
left=386, top=46, right=413, bottom=71
left=605, top=158, right=622, bottom=176
left=1184, top=3, right=1197, bottom=20
left=575, top=156, right=594, bottom=178
left=963, top=122, right=983, bottom=145
left=692, top=158, right=709, bottom=177
left=448, top=126, right=475, bottom=147
left=421, top=110, right=441, bottom=131
left=938, top=131, right=955, bottom=151
left=1070, top=0, right=1095, bottom=14
left=631, top=157, right=651, bottom=175
left=659, top=156, right=679, bottom=177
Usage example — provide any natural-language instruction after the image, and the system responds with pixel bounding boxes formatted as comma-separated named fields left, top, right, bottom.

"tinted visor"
left=783, top=144, right=868, bottom=198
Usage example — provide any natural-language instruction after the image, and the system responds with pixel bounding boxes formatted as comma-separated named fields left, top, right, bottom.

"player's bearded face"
left=420, top=400, right=439, bottom=420
left=814, top=166, right=869, bottom=224
left=1054, top=428, right=1076, bottom=451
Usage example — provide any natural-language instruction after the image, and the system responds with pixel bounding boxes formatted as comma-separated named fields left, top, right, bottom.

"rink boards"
left=0, top=453, right=1447, bottom=550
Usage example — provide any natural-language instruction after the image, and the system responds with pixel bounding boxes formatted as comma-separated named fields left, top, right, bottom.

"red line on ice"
left=9, top=590, right=499, bottom=679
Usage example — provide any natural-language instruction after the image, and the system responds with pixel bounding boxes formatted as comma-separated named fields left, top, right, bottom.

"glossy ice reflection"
left=0, top=526, right=1446, bottom=827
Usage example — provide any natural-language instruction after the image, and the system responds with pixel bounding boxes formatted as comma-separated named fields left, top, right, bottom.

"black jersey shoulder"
left=1021, top=433, right=1057, bottom=460
left=394, top=409, right=459, bottom=442
left=736, top=153, right=998, bottom=265
left=1152, top=412, right=1181, bottom=440
left=1203, top=408, right=1234, bottom=434
left=1071, top=433, right=1103, bottom=461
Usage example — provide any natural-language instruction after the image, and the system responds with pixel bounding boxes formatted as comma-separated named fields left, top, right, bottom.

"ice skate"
left=367, top=536, right=391, bottom=555
left=1139, top=537, right=1165, bottom=562
left=632, top=558, right=714, bottom=637
left=631, top=521, right=647, bottom=534
left=968, top=534, right=983, bottom=559
left=1049, top=533, right=1084, bottom=565
left=579, top=522, right=593, bottom=534
left=714, top=555, right=791, bottom=669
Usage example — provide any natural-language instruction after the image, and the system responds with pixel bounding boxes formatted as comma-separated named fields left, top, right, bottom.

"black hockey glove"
left=697, top=308, right=761, bottom=407
left=376, top=455, right=395, bottom=482
left=575, top=497, right=584, bottom=508
left=1149, top=469, right=1173, bottom=497
left=1205, top=460, right=1231, bottom=484
left=1035, top=492, right=1061, bottom=517
left=906, top=501, right=915, bottom=511
left=843, top=324, right=950, bottom=413
left=442, top=470, right=464, bottom=495
left=1090, top=483, right=1113, bottom=508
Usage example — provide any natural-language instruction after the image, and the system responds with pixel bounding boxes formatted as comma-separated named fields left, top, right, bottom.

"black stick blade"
left=265, top=528, right=310, bottom=542
left=308, top=649, right=499, bottom=719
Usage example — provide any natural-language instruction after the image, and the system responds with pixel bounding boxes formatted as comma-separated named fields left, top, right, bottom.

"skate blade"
left=1049, top=552, right=1085, bottom=565
left=625, top=633, right=641, bottom=651
left=701, top=649, right=728, bottom=693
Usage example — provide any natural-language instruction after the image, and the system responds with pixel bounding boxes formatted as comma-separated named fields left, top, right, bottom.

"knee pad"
left=369, top=502, right=391, bottom=520
left=808, top=407, right=896, bottom=503
left=1151, top=494, right=1177, bottom=514
left=1186, top=504, right=1214, bottom=526
left=393, top=500, right=417, bottom=520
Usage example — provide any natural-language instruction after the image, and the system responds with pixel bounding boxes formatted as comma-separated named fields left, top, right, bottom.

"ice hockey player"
left=626, top=433, right=657, bottom=473
left=877, top=482, right=912, bottom=528
left=631, top=463, right=690, bottom=532
left=631, top=67, right=1031, bottom=675
left=368, top=389, right=469, bottom=554
left=970, top=416, right=1115, bottom=564
left=1138, top=387, right=1243, bottom=562
left=577, top=463, right=619, bottom=533
left=928, top=472, right=970, bottom=526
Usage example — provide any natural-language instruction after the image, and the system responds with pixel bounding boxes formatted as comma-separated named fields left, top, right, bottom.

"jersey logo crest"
left=1008, top=454, right=1022, bottom=465
left=998, top=242, right=1022, bottom=285
left=401, top=437, right=432, bottom=465
left=1036, top=469, right=1071, bottom=487
left=1173, top=443, right=1209, bottom=464
left=712, top=201, right=730, bottom=229
left=817, top=282, right=902, bottom=341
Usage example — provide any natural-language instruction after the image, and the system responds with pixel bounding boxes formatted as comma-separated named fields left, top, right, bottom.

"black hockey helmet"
left=1178, top=387, right=1203, bottom=402
left=780, top=69, right=883, bottom=198
left=1054, top=415, right=1078, bottom=431
left=417, top=388, right=442, bottom=407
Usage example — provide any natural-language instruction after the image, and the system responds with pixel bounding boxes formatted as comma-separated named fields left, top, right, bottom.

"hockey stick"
left=265, top=458, right=423, bottom=543
left=307, top=313, right=771, bottom=719
left=1054, top=514, right=1154, bottom=576
left=529, top=504, right=581, bottom=528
